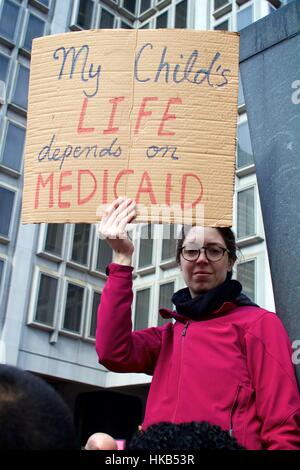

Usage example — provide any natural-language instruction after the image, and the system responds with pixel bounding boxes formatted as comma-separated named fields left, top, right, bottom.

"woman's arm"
left=96, top=263, right=163, bottom=374
left=96, top=197, right=163, bottom=374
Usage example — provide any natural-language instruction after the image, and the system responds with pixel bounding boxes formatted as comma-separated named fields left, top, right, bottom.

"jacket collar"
left=159, top=280, right=258, bottom=323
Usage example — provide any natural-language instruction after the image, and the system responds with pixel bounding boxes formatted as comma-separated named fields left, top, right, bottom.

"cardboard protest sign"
left=22, top=29, right=239, bottom=225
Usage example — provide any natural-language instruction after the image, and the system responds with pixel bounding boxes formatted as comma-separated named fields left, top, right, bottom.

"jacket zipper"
left=182, top=321, right=190, bottom=336
left=172, top=321, right=190, bottom=421
left=229, top=383, right=242, bottom=437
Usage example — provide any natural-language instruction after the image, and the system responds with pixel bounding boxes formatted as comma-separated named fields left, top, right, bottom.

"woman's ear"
left=227, top=259, right=233, bottom=272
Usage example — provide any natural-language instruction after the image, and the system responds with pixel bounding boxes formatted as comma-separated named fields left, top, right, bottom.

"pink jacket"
left=96, top=263, right=300, bottom=450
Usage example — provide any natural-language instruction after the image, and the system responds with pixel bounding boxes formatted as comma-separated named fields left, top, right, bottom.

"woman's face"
left=180, top=227, right=233, bottom=298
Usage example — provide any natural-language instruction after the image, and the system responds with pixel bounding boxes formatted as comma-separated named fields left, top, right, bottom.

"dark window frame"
left=137, top=224, right=154, bottom=270
left=0, top=0, right=22, bottom=45
left=0, top=51, right=10, bottom=84
left=43, top=223, right=65, bottom=259
left=0, top=117, right=26, bottom=174
left=98, top=5, right=116, bottom=28
left=0, top=258, right=5, bottom=295
left=71, top=0, right=96, bottom=30
left=0, top=184, right=16, bottom=241
left=237, top=185, right=256, bottom=240
left=236, top=258, right=256, bottom=302
left=94, top=238, right=113, bottom=276
left=32, top=270, right=59, bottom=329
left=21, top=10, right=46, bottom=54
left=134, top=286, right=151, bottom=330
left=28, top=0, right=51, bottom=14
left=61, top=280, right=85, bottom=335
left=69, top=223, right=92, bottom=269
left=10, top=62, right=30, bottom=113
left=86, top=289, right=101, bottom=340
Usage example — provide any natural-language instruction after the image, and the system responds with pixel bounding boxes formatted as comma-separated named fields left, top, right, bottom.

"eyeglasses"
left=180, top=245, right=229, bottom=262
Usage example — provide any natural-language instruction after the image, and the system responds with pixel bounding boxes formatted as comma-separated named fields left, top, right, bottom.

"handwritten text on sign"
left=22, top=30, right=239, bottom=225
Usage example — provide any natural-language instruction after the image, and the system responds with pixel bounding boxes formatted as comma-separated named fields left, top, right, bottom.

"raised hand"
left=98, top=197, right=137, bottom=266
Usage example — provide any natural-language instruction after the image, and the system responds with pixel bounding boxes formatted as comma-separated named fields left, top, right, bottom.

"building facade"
left=0, top=0, right=290, bottom=444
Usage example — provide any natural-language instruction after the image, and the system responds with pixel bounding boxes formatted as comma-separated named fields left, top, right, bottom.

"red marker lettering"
left=181, top=173, right=203, bottom=209
left=58, top=171, right=72, bottom=209
left=135, top=97, right=158, bottom=135
left=77, top=97, right=95, bottom=134
left=136, top=171, right=157, bottom=204
left=77, top=170, right=97, bottom=206
left=34, top=173, right=54, bottom=209
left=158, top=98, right=182, bottom=137
left=103, top=97, right=125, bottom=135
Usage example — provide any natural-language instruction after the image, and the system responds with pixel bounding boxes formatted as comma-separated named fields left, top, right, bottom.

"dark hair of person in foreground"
left=0, top=364, right=79, bottom=450
left=125, top=421, right=246, bottom=450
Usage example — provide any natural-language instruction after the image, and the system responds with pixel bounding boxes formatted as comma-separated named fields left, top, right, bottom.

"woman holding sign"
left=96, top=197, right=300, bottom=450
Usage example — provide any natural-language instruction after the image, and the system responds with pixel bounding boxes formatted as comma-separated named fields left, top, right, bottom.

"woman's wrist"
left=113, top=253, right=133, bottom=266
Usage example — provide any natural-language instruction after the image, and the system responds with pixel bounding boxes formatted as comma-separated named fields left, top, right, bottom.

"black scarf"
left=171, top=279, right=257, bottom=320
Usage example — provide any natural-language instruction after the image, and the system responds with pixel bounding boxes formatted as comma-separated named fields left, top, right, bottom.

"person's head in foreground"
left=0, top=364, right=78, bottom=450
left=125, top=421, right=246, bottom=450
left=176, top=226, right=237, bottom=298
left=85, top=432, right=118, bottom=450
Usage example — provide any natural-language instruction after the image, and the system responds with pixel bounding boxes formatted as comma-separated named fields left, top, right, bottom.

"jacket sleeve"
left=245, top=312, right=300, bottom=450
left=96, top=263, right=164, bottom=375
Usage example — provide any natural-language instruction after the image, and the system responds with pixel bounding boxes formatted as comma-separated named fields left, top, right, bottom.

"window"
left=123, top=0, right=136, bottom=14
left=140, top=0, right=151, bottom=14
left=12, top=64, right=30, bottom=110
left=34, top=273, right=58, bottom=326
left=237, top=260, right=255, bottom=301
left=156, top=11, right=168, bottom=28
left=63, top=282, right=84, bottom=333
left=237, top=5, right=253, bottom=31
left=237, top=121, right=254, bottom=169
left=214, top=0, right=230, bottom=10
left=1, top=121, right=25, bottom=172
left=99, top=8, right=115, bottom=28
left=120, top=21, right=133, bottom=28
left=44, top=224, right=64, bottom=257
left=76, top=0, right=94, bottom=29
left=38, top=0, right=50, bottom=5
left=23, top=13, right=45, bottom=52
left=175, top=0, right=187, bottom=28
left=0, top=187, right=14, bottom=238
left=214, top=19, right=229, bottom=30
left=161, top=224, right=176, bottom=262
left=0, top=53, right=9, bottom=83
left=158, top=281, right=174, bottom=326
left=96, top=239, right=113, bottom=273
left=29, top=0, right=50, bottom=7
left=0, top=0, right=20, bottom=43
left=0, top=259, right=4, bottom=286
left=138, top=224, right=153, bottom=268
left=71, top=224, right=90, bottom=266
left=134, top=288, right=150, bottom=330
left=238, top=72, right=245, bottom=107
left=237, top=187, right=255, bottom=239
left=89, top=291, right=101, bottom=338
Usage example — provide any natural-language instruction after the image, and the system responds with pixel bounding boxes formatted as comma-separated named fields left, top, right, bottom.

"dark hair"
left=125, top=421, right=245, bottom=450
left=176, top=226, right=237, bottom=280
left=0, top=365, right=79, bottom=450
